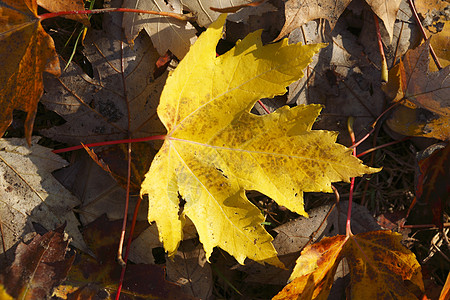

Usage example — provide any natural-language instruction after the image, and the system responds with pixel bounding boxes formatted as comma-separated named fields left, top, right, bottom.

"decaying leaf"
left=53, top=215, right=194, bottom=300
left=414, top=143, right=450, bottom=229
left=165, top=239, right=214, bottom=300
left=41, top=25, right=166, bottom=146
left=384, top=40, right=450, bottom=140
left=0, top=0, right=60, bottom=144
left=41, top=13, right=164, bottom=225
left=0, top=225, right=74, bottom=299
left=415, top=0, right=449, bottom=71
left=52, top=151, right=146, bottom=226
left=0, top=137, right=85, bottom=253
left=277, top=0, right=401, bottom=41
left=274, top=231, right=424, bottom=300
left=276, top=0, right=351, bottom=41
left=141, top=14, right=379, bottom=265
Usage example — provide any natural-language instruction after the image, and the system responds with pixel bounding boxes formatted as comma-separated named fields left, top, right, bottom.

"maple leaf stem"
left=257, top=100, right=271, bottom=114
left=350, top=102, right=401, bottom=149
left=407, top=0, right=443, bottom=70
left=52, top=135, right=166, bottom=153
left=373, top=14, right=388, bottom=82
left=346, top=117, right=356, bottom=237
left=38, top=8, right=195, bottom=22
left=115, top=197, right=143, bottom=300
left=356, top=137, right=411, bottom=158
left=116, top=143, right=132, bottom=267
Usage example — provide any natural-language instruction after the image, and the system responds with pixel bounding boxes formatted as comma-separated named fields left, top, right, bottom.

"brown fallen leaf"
left=274, top=231, right=424, bottom=300
left=0, top=137, right=85, bottom=254
left=0, top=225, right=74, bottom=299
left=384, top=39, right=450, bottom=140
left=276, top=0, right=401, bottom=41
left=415, top=0, right=449, bottom=71
left=41, top=27, right=166, bottom=146
left=53, top=215, right=195, bottom=300
left=52, top=151, right=146, bottom=226
left=411, top=143, right=450, bottom=230
left=0, top=0, right=60, bottom=144
left=165, top=239, right=214, bottom=300
left=41, top=13, right=165, bottom=224
left=288, top=17, right=385, bottom=148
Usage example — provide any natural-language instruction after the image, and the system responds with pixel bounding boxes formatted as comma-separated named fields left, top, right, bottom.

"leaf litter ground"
left=1, top=0, right=449, bottom=299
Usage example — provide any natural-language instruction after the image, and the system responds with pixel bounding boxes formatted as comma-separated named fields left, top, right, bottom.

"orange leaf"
left=0, top=0, right=60, bottom=144
left=274, top=231, right=424, bottom=300
left=440, top=272, right=450, bottom=300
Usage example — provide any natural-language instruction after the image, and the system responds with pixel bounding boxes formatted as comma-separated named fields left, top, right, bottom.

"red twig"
left=346, top=117, right=356, bottom=237
left=116, top=41, right=133, bottom=299
left=52, top=135, right=166, bottom=153
left=350, top=102, right=400, bottom=150
left=373, top=14, right=388, bottom=82
left=115, top=197, right=143, bottom=299
left=38, top=7, right=195, bottom=22
left=402, top=223, right=450, bottom=229
left=357, top=137, right=411, bottom=158
left=257, top=100, right=271, bottom=114
left=407, top=0, right=442, bottom=70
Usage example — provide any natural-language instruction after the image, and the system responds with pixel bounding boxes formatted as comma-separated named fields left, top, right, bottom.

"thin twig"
left=407, top=0, right=442, bottom=70
left=39, top=7, right=195, bottom=22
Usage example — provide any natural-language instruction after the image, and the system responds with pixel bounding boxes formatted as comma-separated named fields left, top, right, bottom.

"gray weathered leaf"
left=0, top=137, right=86, bottom=253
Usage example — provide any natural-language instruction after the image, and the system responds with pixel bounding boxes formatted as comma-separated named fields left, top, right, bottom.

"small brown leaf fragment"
left=0, top=225, right=74, bottom=299
left=0, top=0, right=60, bottom=144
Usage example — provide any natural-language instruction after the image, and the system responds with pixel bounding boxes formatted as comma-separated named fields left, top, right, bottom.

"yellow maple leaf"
left=141, top=14, right=380, bottom=265
left=274, top=231, right=424, bottom=299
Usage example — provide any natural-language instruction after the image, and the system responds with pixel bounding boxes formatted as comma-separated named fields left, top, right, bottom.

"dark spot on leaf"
left=98, top=100, right=123, bottom=123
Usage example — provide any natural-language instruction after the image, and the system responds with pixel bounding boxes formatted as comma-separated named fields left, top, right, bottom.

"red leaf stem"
left=52, top=135, right=166, bottom=153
